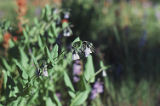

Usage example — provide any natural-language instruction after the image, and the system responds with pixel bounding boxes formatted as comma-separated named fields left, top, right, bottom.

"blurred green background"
left=1, top=0, right=160, bottom=105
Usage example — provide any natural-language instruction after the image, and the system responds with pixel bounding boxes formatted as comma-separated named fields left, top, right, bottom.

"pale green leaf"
left=84, top=55, right=95, bottom=83
left=71, top=90, right=89, bottom=106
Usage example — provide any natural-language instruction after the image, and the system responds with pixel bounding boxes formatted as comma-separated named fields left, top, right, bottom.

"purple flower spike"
left=90, top=80, right=103, bottom=100
left=73, top=64, right=81, bottom=75
left=73, top=76, right=80, bottom=82
left=73, top=60, right=82, bottom=83
left=90, top=89, right=97, bottom=100
left=93, top=81, right=103, bottom=93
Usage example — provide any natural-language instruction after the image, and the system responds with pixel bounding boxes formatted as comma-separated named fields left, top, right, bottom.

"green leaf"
left=27, top=91, right=39, bottom=104
left=30, top=53, right=39, bottom=69
left=19, top=47, right=29, bottom=69
left=78, top=76, right=91, bottom=91
left=51, top=44, right=58, bottom=59
left=46, top=98, right=56, bottom=106
left=53, top=94, right=62, bottom=106
left=71, top=90, right=90, bottom=106
left=68, top=91, right=76, bottom=98
left=34, top=18, right=38, bottom=25
left=18, top=97, right=26, bottom=106
left=9, top=39, right=15, bottom=48
left=72, top=37, right=81, bottom=46
left=113, top=26, right=120, bottom=43
left=51, top=23, right=58, bottom=37
left=64, top=71, right=75, bottom=97
left=46, top=47, right=54, bottom=66
left=38, top=35, right=43, bottom=50
left=23, top=29, right=28, bottom=44
left=62, top=22, right=69, bottom=29
left=100, top=61, right=105, bottom=68
left=2, top=70, right=7, bottom=89
left=13, top=59, right=28, bottom=80
left=2, top=58, right=11, bottom=71
left=45, top=5, right=51, bottom=21
left=84, top=55, right=95, bottom=83
left=41, top=8, right=45, bottom=19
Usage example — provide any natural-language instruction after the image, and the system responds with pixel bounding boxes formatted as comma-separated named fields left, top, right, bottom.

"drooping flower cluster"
left=63, top=27, right=72, bottom=37
left=72, top=41, right=94, bottom=60
left=72, top=60, right=82, bottom=82
left=72, top=51, right=80, bottom=60
left=35, top=64, right=48, bottom=77
left=84, top=46, right=92, bottom=57
left=90, top=80, right=103, bottom=100
left=61, top=11, right=72, bottom=37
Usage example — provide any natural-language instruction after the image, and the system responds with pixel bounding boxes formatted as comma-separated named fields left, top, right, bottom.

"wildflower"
left=13, top=36, right=18, bottom=42
left=73, top=60, right=82, bottom=82
left=102, top=70, right=107, bottom=77
left=35, top=68, right=41, bottom=76
left=42, top=65, right=48, bottom=77
left=3, top=32, right=12, bottom=49
left=16, top=0, right=27, bottom=33
left=73, top=76, right=80, bottom=82
left=72, top=53, right=80, bottom=60
left=43, top=70, right=48, bottom=77
left=90, top=80, right=103, bottom=100
left=73, top=63, right=82, bottom=75
left=61, top=19, right=68, bottom=23
left=63, top=29, right=71, bottom=37
left=53, top=8, right=59, bottom=14
left=3, top=32, right=11, bottom=44
left=64, top=12, right=70, bottom=19
left=90, top=89, right=98, bottom=100
left=84, top=47, right=92, bottom=57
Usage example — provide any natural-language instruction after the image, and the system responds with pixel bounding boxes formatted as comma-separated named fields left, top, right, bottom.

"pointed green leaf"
left=30, top=53, right=39, bottom=69
left=72, top=37, right=80, bottom=46
left=2, top=58, right=11, bottom=71
left=64, top=71, right=75, bottom=97
left=19, top=47, right=29, bottom=69
left=53, top=94, right=62, bottom=106
left=2, top=70, right=8, bottom=89
left=46, top=47, right=54, bottom=66
left=84, top=55, right=95, bottom=83
left=71, top=90, right=90, bottom=106
left=38, top=35, right=43, bottom=50
left=13, top=59, right=28, bottom=80
left=23, top=29, right=28, bottom=44
left=51, top=44, right=58, bottom=59
left=46, top=98, right=56, bottom=106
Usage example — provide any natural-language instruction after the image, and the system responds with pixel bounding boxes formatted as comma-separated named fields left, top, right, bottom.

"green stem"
left=87, top=67, right=107, bottom=84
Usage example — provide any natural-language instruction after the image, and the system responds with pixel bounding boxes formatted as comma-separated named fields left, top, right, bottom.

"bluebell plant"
left=0, top=5, right=108, bottom=106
